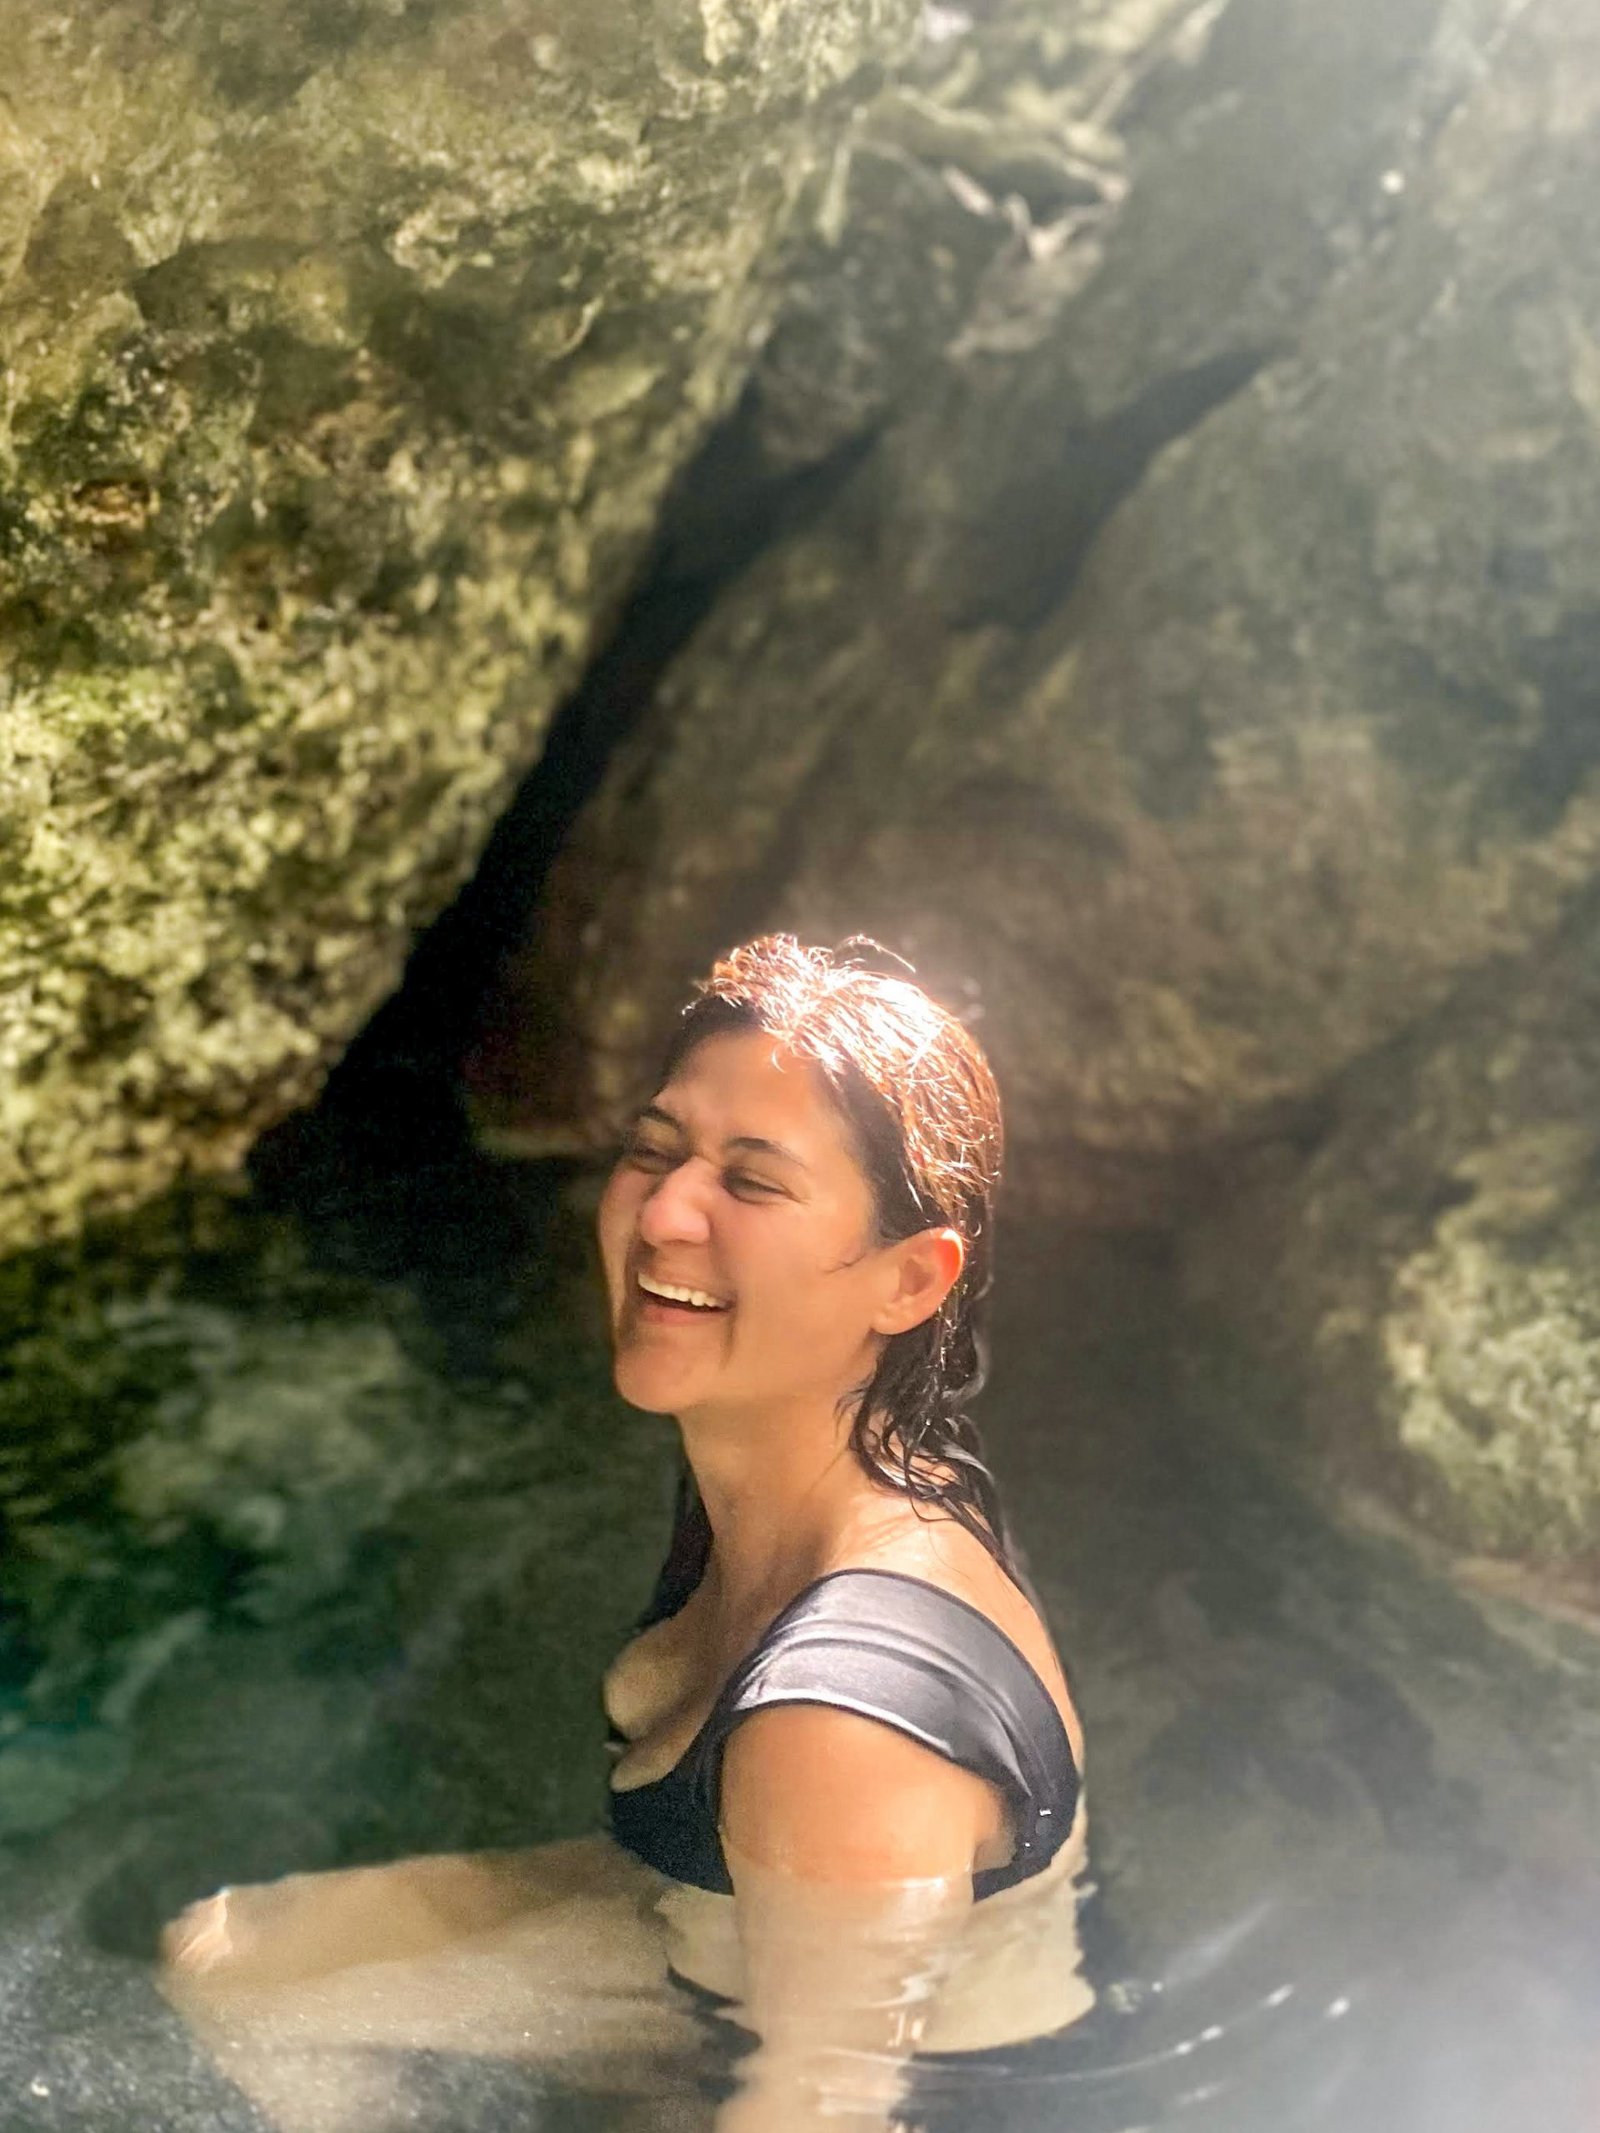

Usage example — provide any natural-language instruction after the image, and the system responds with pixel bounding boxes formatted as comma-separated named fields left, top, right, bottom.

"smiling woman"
left=595, top=940, right=1088, bottom=2108
left=161, top=937, right=1090, bottom=2133
left=597, top=1023, right=964, bottom=1482
left=603, top=936, right=1014, bottom=1550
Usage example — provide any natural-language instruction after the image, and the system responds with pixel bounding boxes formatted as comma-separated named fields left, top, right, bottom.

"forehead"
left=654, top=1030, right=855, bottom=1161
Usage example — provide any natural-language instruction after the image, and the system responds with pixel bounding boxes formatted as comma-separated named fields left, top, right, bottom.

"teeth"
left=638, top=1275, right=729, bottom=1310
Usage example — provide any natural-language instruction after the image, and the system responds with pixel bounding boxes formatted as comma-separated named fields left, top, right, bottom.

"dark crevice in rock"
left=1508, top=607, right=1600, bottom=835
left=945, top=342, right=1282, bottom=632
left=250, top=401, right=879, bottom=1211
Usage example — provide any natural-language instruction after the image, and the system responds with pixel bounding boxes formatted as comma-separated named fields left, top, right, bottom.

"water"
left=1, top=1164, right=1597, bottom=2131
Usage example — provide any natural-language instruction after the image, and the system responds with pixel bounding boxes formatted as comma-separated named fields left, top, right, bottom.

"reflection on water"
left=156, top=1828, right=1092, bottom=2131
left=1, top=1178, right=1598, bottom=2130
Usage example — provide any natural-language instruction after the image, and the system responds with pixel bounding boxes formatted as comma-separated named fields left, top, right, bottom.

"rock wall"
left=482, top=0, right=1600, bottom=1560
left=481, top=0, right=1557, bottom=1182
left=1180, top=897, right=1600, bottom=1569
left=0, top=0, right=914, bottom=1258
left=7, top=0, right=1597, bottom=1567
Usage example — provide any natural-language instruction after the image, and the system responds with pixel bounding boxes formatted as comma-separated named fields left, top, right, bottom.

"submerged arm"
left=715, top=1705, right=995, bottom=2133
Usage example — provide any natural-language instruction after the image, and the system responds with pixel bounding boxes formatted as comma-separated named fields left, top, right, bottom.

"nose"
left=634, top=1156, right=714, bottom=1249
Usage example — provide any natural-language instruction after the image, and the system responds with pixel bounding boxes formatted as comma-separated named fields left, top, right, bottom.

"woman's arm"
left=715, top=1706, right=997, bottom=2133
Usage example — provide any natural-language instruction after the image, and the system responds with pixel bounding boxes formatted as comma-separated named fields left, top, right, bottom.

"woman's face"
left=597, top=1029, right=914, bottom=1424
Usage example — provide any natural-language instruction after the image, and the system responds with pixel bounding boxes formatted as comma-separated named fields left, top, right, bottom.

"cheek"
left=596, top=1172, right=640, bottom=1270
left=755, top=1235, right=878, bottom=1342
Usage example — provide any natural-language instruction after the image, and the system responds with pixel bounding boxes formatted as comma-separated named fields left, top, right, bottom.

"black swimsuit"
left=608, top=1565, right=1080, bottom=1898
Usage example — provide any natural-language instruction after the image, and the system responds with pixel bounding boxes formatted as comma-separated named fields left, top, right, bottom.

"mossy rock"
left=0, top=0, right=914, bottom=1260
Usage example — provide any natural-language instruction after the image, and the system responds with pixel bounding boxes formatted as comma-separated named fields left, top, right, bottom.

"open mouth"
left=635, top=1273, right=732, bottom=1317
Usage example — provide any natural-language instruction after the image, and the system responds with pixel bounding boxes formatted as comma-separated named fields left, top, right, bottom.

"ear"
left=871, top=1228, right=965, bottom=1337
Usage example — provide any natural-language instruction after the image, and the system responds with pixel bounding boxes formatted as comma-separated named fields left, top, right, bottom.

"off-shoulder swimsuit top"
left=607, top=1564, right=1081, bottom=1900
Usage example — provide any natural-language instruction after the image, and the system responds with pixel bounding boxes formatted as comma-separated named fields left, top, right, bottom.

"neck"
left=678, top=1390, right=876, bottom=1617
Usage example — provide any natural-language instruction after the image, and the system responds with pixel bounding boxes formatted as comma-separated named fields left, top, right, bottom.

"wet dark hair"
left=643, top=933, right=1014, bottom=1578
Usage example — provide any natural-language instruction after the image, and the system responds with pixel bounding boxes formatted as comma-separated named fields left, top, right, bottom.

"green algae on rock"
left=0, top=0, right=915, bottom=1261
left=1385, top=1202, right=1600, bottom=1566
left=1177, top=907, right=1600, bottom=1574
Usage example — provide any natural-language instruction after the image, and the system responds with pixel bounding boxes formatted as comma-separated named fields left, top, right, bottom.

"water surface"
left=2, top=1171, right=1597, bottom=2131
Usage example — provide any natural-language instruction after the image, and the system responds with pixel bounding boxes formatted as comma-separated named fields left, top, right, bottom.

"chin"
left=611, top=1354, right=696, bottom=1417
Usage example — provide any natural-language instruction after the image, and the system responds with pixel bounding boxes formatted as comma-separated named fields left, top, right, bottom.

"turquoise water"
left=1, top=1164, right=1597, bottom=2130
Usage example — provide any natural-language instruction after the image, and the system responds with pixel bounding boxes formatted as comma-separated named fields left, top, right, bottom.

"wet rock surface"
left=475, top=0, right=1600, bottom=1558
left=497, top=0, right=1595, bottom=1175
left=0, top=0, right=914, bottom=1260
left=1178, top=893, right=1600, bottom=1569
left=1, top=0, right=1591, bottom=1565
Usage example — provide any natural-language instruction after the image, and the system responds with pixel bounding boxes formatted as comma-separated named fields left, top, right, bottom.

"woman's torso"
left=602, top=1505, right=1084, bottom=1895
left=157, top=1507, right=1093, bottom=2097
left=602, top=1505, right=1092, bottom=2051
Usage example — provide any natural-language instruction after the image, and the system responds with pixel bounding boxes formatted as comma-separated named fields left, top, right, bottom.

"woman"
left=163, top=936, right=1089, bottom=2130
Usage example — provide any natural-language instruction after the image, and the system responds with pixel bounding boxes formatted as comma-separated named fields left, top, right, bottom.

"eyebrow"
left=636, top=1103, right=812, bottom=1173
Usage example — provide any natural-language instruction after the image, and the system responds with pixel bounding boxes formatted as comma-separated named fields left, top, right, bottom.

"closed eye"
left=619, top=1135, right=783, bottom=1199
left=620, top=1135, right=676, bottom=1170
left=725, top=1172, right=783, bottom=1199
